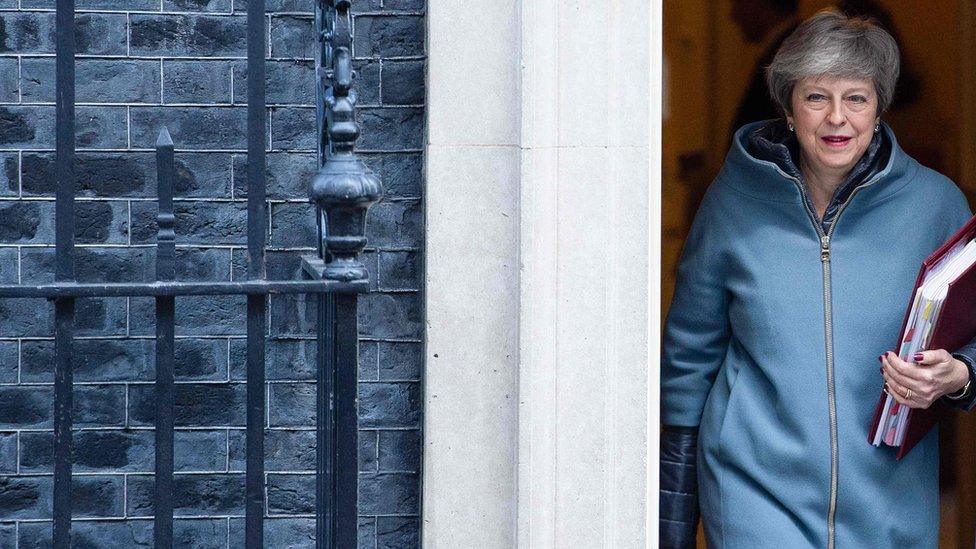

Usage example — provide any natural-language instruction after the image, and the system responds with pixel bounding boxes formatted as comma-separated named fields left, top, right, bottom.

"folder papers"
left=868, top=214, right=976, bottom=460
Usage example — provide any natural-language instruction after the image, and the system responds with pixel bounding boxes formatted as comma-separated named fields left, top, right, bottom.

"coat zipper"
left=778, top=169, right=884, bottom=549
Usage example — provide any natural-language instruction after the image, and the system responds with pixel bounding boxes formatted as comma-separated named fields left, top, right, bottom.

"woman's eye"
left=848, top=95, right=867, bottom=103
left=807, top=94, right=825, bottom=101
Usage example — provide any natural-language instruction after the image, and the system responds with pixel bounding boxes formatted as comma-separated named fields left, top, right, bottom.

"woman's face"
left=787, top=75, right=879, bottom=179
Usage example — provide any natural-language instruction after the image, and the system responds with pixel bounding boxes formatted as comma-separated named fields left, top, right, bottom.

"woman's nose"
left=827, top=100, right=846, bottom=126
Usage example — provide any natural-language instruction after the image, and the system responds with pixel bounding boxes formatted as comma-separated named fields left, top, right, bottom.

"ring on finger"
left=904, top=387, right=914, bottom=400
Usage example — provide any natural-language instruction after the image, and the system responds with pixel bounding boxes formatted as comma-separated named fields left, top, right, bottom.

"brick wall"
left=0, top=0, right=424, bottom=546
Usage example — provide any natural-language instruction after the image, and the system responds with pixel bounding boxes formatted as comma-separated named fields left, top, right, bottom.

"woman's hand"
left=881, top=350, right=970, bottom=409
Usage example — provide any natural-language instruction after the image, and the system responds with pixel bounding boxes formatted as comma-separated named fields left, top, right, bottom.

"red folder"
left=867, top=214, right=976, bottom=460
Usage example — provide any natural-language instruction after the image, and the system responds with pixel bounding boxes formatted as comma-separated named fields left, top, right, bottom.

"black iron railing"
left=0, top=0, right=382, bottom=547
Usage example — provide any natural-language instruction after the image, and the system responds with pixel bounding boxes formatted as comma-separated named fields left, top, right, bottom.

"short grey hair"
left=765, top=9, right=901, bottom=117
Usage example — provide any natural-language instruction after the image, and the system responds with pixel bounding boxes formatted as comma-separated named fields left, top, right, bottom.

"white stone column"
left=424, top=0, right=652, bottom=546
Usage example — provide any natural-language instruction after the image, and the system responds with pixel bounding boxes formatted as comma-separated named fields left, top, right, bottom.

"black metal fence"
left=0, top=0, right=381, bottom=547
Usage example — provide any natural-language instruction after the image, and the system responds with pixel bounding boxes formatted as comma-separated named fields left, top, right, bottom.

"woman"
left=660, top=10, right=976, bottom=549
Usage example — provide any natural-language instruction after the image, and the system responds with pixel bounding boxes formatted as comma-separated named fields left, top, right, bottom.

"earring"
left=787, top=122, right=794, bottom=132
left=874, top=121, right=880, bottom=133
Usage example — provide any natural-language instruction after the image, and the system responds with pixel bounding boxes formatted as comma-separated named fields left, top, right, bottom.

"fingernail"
left=913, top=352, right=924, bottom=362
left=879, top=354, right=884, bottom=363
left=880, top=366, right=885, bottom=374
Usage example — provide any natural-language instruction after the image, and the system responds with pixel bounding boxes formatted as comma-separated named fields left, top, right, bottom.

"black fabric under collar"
left=746, top=119, right=892, bottom=232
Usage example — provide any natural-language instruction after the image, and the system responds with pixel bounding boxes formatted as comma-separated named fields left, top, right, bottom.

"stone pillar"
left=425, top=0, right=653, bottom=546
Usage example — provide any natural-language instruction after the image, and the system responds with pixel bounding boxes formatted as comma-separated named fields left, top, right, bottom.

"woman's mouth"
left=821, top=135, right=852, bottom=148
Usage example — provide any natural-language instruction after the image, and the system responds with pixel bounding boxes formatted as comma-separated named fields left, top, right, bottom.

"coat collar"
left=722, top=119, right=912, bottom=209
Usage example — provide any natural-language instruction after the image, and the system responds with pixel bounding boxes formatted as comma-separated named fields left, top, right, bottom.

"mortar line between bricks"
left=125, top=106, right=131, bottom=149
left=159, top=58, right=164, bottom=103
left=122, top=474, right=128, bottom=518
left=125, top=12, right=130, bottom=56
left=16, top=55, right=21, bottom=104
left=16, top=150, right=22, bottom=197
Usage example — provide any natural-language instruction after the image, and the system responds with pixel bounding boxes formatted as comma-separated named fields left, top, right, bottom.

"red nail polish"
left=878, top=354, right=884, bottom=363
left=913, top=352, right=924, bottom=362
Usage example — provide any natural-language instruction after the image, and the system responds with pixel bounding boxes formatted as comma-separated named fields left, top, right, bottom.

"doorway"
left=663, top=1, right=976, bottom=546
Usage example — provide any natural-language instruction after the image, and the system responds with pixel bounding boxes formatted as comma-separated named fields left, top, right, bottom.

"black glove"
left=660, top=425, right=700, bottom=549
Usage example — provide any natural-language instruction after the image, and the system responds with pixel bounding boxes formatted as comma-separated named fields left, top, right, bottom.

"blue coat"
left=662, top=121, right=973, bottom=548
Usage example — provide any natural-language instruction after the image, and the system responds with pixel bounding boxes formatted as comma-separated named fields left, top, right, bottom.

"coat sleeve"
left=662, top=186, right=732, bottom=427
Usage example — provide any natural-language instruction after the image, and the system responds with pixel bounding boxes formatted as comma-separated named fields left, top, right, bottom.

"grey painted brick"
left=358, top=517, right=377, bottom=549
left=0, top=475, right=123, bottom=520
left=164, top=0, right=233, bottom=14
left=359, top=472, right=419, bottom=515
left=367, top=200, right=422, bottom=248
left=382, top=60, right=424, bottom=105
left=0, top=297, right=128, bottom=337
left=360, top=340, right=379, bottom=380
left=130, top=294, right=246, bottom=336
left=269, top=16, right=314, bottom=59
left=17, top=518, right=228, bottom=548
left=20, top=431, right=155, bottom=473
left=267, top=473, right=313, bottom=514
left=0, top=342, right=16, bottom=383
left=269, top=201, right=315, bottom=247
left=233, top=0, right=316, bottom=12
left=361, top=430, right=378, bottom=472
left=21, top=245, right=232, bottom=287
left=21, top=0, right=157, bottom=9
left=359, top=107, right=424, bottom=150
left=76, top=385, right=127, bottom=427
left=130, top=15, right=247, bottom=57
left=0, top=523, right=12, bottom=549
left=21, top=336, right=227, bottom=383
left=174, top=430, right=229, bottom=472
left=20, top=152, right=231, bottom=199
left=21, top=59, right=162, bottom=104
left=362, top=153, right=422, bottom=199
left=21, top=338, right=155, bottom=383
left=0, top=106, right=55, bottom=149
left=0, top=152, right=16, bottom=196
left=230, top=517, right=338, bottom=548
left=23, top=430, right=231, bottom=474
left=129, top=383, right=246, bottom=427
left=1, top=106, right=128, bottom=150
left=228, top=429, right=319, bottom=471
left=378, top=341, right=421, bottom=381
left=77, top=106, right=129, bottom=150
left=75, top=200, right=130, bottom=244
left=163, top=60, right=234, bottom=104
left=353, top=16, right=424, bottom=58
left=378, top=250, right=420, bottom=290
left=131, top=200, right=248, bottom=245
left=23, top=152, right=151, bottom=197
left=0, top=58, right=17, bottom=103
left=232, top=151, right=316, bottom=199
left=20, top=246, right=153, bottom=285
left=271, top=106, right=315, bottom=150
left=377, top=429, right=420, bottom=472
left=384, top=0, right=425, bottom=10
left=268, top=382, right=314, bottom=427
left=360, top=382, right=421, bottom=428
left=126, top=473, right=245, bottom=516
left=233, top=59, right=315, bottom=106
left=0, top=433, right=15, bottom=474
left=0, top=248, right=16, bottom=286
left=361, top=292, right=422, bottom=339
left=130, top=107, right=248, bottom=150
left=355, top=59, right=381, bottom=105
left=377, top=516, right=420, bottom=549
left=0, top=13, right=126, bottom=56
left=229, top=337, right=378, bottom=383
